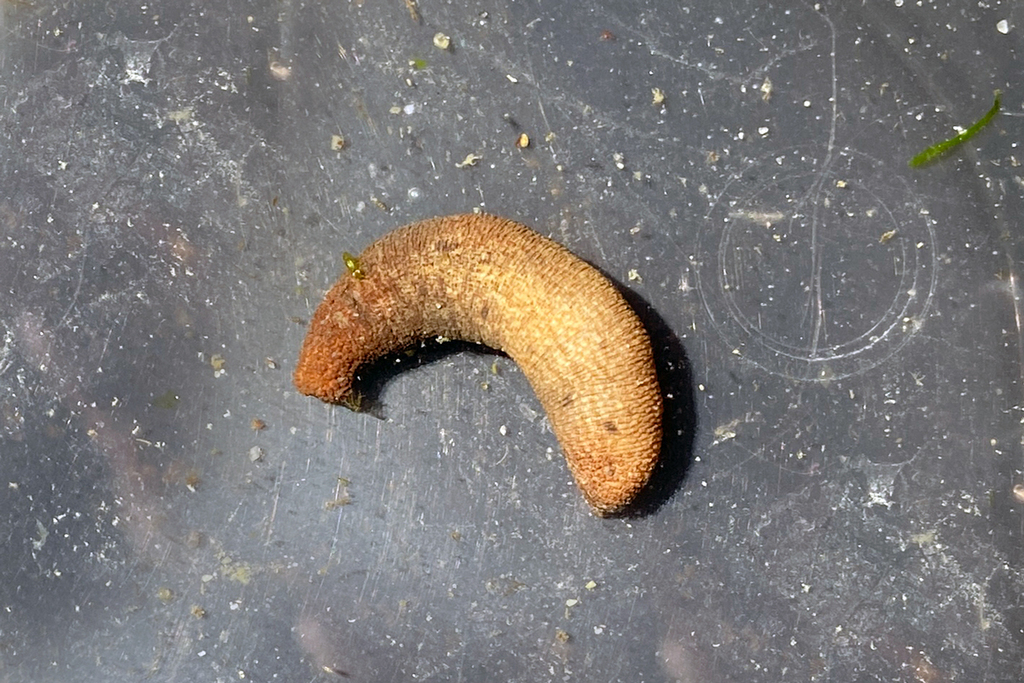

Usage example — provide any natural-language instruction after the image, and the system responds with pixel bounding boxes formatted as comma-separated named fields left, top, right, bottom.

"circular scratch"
left=696, top=149, right=937, bottom=381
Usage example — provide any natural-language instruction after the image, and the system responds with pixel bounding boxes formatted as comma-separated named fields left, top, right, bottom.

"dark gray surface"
left=2, top=1, right=1023, bottom=681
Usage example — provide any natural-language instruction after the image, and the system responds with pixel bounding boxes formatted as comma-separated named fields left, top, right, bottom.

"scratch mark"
left=264, top=459, right=286, bottom=546
left=802, top=4, right=839, bottom=359
left=55, top=230, right=88, bottom=330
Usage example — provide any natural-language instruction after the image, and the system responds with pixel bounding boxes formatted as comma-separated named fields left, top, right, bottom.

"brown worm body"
left=294, top=214, right=662, bottom=514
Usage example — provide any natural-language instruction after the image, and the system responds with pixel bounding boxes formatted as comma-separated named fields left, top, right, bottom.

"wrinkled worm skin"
left=294, top=214, right=662, bottom=514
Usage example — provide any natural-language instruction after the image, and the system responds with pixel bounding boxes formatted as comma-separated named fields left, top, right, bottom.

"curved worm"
left=294, top=214, right=662, bottom=514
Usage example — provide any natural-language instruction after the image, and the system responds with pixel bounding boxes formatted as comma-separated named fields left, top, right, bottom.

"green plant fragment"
left=342, top=252, right=365, bottom=279
left=909, top=90, right=1002, bottom=167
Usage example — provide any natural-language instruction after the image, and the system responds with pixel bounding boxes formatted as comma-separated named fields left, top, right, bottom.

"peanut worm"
left=294, top=213, right=662, bottom=514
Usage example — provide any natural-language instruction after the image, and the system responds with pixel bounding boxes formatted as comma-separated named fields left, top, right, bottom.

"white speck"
left=803, top=100, right=811, bottom=108
left=565, top=598, right=578, bottom=607
left=758, top=126, right=770, bottom=136
left=996, top=19, right=1010, bottom=34
left=249, top=446, right=265, bottom=462
left=403, top=103, right=416, bottom=115
left=894, top=0, right=903, bottom=6
left=499, top=425, right=507, bottom=436
left=407, top=187, right=422, bottom=201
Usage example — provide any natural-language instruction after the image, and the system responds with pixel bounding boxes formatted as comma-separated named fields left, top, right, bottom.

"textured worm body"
left=294, top=213, right=662, bottom=514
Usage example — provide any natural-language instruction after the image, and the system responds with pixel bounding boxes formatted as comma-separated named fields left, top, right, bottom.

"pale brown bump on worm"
left=294, top=213, right=662, bottom=515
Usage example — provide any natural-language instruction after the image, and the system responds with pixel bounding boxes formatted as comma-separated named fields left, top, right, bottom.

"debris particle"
left=186, top=530, right=203, bottom=549
left=324, top=495, right=353, bottom=510
left=151, top=390, right=180, bottom=410
left=433, top=32, right=451, bottom=50
left=835, top=179, right=848, bottom=189
left=600, top=30, right=616, bottom=41
left=712, top=419, right=738, bottom=443
left=340, top=392, right=364, bottom=412
left=996, top=19, right=1010, bottom=34
left=210, top=354, right=226, bottom=371
left=879, top=229, right=898, bottom=244
left=455, top=153, right=482, bottom=168
left=330, top=135, right=346, bottom=151
left=1013, top=483, right=1024, bottom=504
left=651, top=87, right=666, bottom=105
left=167, top=108, right=193, bottom=123
left=515, top=132, right=530, bottom=149
left=248, top=446, right=265, bottom=463
left=268, top=61, right=292, bottom=81
left=404, top=0, right=420, bottom=23
left=250, top=419, right=266, bottom=431
left=585, top=580, right=597, bottom=590
left=191, top=605, right=207, bottom=618
left=760, top=77, right=773, bottom=102
left=627, top=269, right=642, bottom=283
left=370, top=196, right=389, bottom=212
left=613, top=152, right=626, bottom=170
left=910, top=530, right=937, bottom=546
left=505, top=74, right=519, bottom=84
left=157, top=587, right=174, bottom=603
left=265, top=357, right=279, bottom=370
left=555, top=629, right=571, bottom=643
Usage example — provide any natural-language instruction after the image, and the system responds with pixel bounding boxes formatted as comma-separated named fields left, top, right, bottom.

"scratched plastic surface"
left=1, top=1, right=1022, bottom=681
